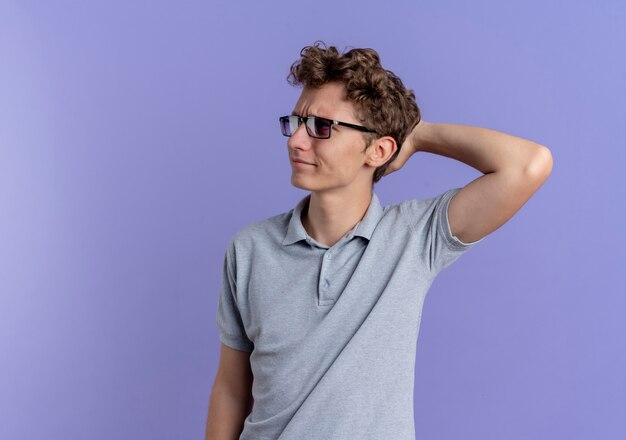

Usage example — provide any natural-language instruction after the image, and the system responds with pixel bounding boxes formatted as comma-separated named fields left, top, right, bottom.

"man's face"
left=287, top=81, right=378, bottom=193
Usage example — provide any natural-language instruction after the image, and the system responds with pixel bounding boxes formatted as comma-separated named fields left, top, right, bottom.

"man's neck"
left=301, top=188, right=372, bottom=248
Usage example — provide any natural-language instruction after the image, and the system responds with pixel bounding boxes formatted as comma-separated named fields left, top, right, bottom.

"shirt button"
left=326, top=253, right=332, bottom=259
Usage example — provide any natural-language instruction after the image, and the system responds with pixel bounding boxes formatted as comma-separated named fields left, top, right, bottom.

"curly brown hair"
left=286, top=40, right=422, bottom=185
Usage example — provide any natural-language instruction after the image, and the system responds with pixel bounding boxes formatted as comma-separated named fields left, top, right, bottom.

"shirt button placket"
left=319, top=250, right=333, bottom=304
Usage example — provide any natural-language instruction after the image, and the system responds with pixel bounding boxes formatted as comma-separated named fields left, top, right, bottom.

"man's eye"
left=315, top=119, right=331, bottom=133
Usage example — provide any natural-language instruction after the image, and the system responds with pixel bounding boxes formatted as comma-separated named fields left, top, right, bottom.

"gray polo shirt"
left=216, top=187, right=484, bottom=440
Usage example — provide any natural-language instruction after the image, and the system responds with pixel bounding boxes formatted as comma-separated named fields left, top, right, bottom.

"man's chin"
left=290, top=177, right=317, bottom=191
left=291, top=182, right=313, bottom=191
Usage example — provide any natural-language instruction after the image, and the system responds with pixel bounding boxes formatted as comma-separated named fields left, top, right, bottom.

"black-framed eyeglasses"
left=279, top=114, right=379, bottom=139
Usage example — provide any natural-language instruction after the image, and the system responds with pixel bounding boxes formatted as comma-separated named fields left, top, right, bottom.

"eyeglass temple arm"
left=334, top=120, right=378, bottom=133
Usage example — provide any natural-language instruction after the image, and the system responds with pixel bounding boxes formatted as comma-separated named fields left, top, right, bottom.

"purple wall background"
left=1, top=1, right=624, bottom=439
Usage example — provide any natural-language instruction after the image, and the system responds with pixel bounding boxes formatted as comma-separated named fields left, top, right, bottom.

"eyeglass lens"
left=281, top=116, right=331, bottom=138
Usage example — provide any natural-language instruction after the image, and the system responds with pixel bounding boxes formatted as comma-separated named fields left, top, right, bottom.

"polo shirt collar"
left=282, top=190, right=384, bottom=246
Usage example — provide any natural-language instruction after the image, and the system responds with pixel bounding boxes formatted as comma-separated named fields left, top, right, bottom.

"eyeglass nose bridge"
left=292, top=115, right=332, bottom=139
left=292, top=115, right=318, bottom=138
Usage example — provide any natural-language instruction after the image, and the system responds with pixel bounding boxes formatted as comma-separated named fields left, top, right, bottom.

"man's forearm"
left=205, top=385, right=252, bottom=440
left=411, top=121, right=548, bottom=174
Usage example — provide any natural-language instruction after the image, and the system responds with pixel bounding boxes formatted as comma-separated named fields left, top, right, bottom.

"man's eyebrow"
left=291, top=109, right=332, bottom=118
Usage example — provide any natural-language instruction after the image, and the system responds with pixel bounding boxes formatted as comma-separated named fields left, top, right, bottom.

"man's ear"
left=366, top=136, right=397, bottom=167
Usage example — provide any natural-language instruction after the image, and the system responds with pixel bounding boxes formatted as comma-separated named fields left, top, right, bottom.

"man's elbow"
left=524, top=145, right=553, bottom=181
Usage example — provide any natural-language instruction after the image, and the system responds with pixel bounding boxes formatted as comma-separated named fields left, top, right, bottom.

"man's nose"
left=287, top=120, right=311, bottom=148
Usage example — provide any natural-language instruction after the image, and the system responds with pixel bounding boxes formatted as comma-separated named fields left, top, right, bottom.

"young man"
left=206, top=41, right=553, bottom=440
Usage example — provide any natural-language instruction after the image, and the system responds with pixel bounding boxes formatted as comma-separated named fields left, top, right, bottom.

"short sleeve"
left=215, top=239, right=254, bottom=352
left=401, top=187, right=485, bottom=275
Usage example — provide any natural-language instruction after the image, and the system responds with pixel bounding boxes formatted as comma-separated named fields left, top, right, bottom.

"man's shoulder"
left=397, top=188, right=460, bottom=218
left=230, top=209, right=292, bottom=248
